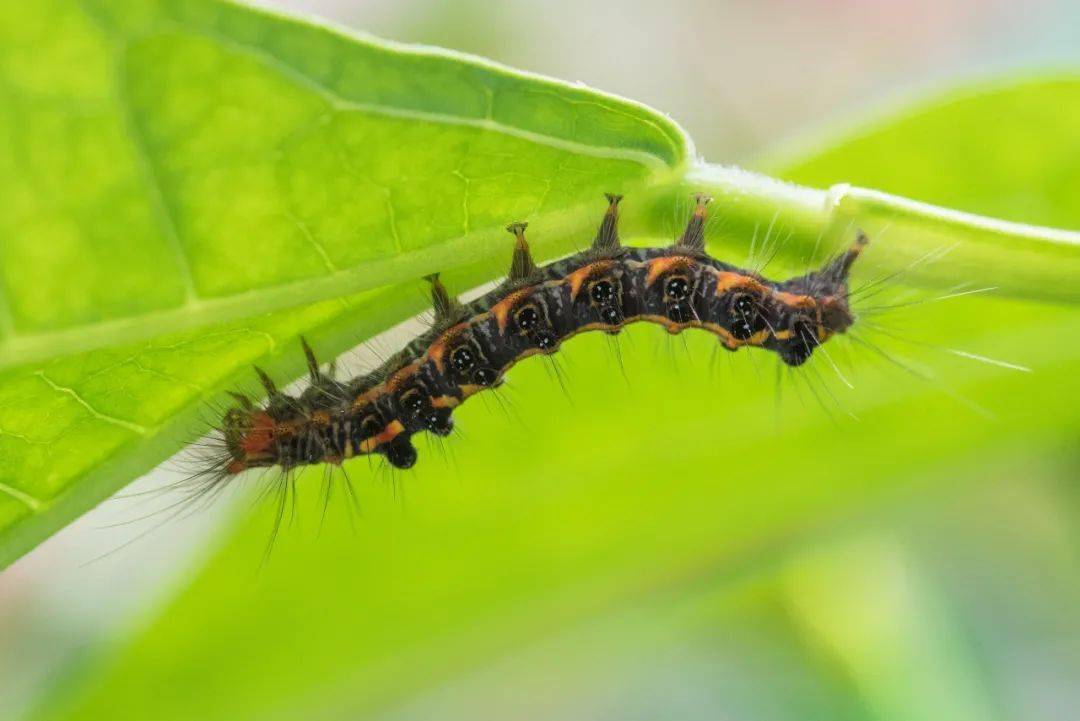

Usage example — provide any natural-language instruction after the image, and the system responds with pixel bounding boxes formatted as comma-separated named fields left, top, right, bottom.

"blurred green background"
left=2, top=1, right=1078, bottom=720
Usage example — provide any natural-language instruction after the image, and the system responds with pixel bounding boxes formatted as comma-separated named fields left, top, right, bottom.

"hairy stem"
left=680, top=162, right=1080, bottom=303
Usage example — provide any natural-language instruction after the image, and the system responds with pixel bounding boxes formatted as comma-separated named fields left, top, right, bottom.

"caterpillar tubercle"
left=216, top=194, right=867, bottom=474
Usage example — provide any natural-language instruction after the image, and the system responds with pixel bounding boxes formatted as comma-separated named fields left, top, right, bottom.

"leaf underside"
left=0, top=0, right=687, bottom=369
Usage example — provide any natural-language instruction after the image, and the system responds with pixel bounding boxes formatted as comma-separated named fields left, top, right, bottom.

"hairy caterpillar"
left=210, top=194, right=866, bottom=477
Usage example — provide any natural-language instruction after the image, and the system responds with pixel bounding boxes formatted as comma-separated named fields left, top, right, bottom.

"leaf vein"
left=34, top=371, right=149, bottom=436
left=288, top=213, right=339, bottom=273
left=0, top=482, right=42, bottom=511
left=112, top=46, right=200, bottom=303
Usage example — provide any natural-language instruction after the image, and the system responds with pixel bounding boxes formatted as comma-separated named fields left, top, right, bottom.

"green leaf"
left=0, top=0, right=688, bottom=369
left=25, top=67, right=1080, bottom=721
left=0, top=0, right=698, bottom=564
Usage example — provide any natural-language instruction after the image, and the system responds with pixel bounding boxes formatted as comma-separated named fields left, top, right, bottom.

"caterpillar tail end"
left=221, top=408, right=278, bottom=475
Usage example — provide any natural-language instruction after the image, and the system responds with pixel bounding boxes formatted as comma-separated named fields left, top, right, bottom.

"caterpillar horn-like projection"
left=592, top=192, right=623, bottom=252
left=677, top=193, right=712, bottom=251
left=425, top=273, right=459, bottom=325
left=506, top=221, right=537, bottom=282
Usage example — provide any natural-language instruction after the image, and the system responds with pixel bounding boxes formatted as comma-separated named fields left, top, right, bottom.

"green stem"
left=681, top=162, right=1080, bottom=303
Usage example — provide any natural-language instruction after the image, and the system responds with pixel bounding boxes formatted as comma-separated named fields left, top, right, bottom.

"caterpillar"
left=212, top=193, right=866, bottom=477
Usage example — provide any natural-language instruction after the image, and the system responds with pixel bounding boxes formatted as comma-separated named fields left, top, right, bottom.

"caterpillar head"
left=773, top=232, right=867, bottom=366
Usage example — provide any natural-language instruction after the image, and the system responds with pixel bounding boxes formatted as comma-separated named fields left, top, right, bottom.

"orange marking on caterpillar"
left=772, top=290, right=816, bottom=309
left=645, top=256, right=693, bottom=286
left=348, top=387, right=383, bottom=411
left=425, top=322, right=470, bottom=374
left=458, top=383, right=483, bottom=399
left=430, top=394, right=461, bottom=409
left=359, top=420, right=405, bottom=453
left=566, top=260, right=615, bottom=300
left=713, top=270, right=767, bottom=295
left=728, top=328, right=772, bottom=349
left=384, top=361, right=420, bottom=391
left=490, top=288, right=534, bottom=333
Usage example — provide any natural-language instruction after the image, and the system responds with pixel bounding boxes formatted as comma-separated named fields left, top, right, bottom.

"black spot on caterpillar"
left=213, top=193, right=867, bottom=476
